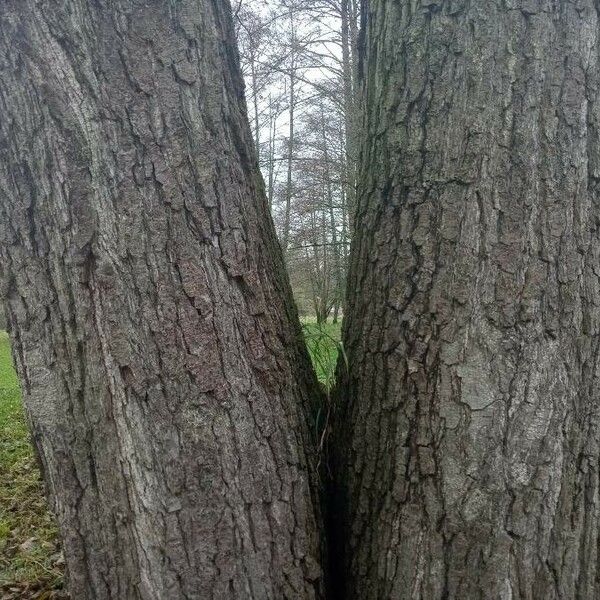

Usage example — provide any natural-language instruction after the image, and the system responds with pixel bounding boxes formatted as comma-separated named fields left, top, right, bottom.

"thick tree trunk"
left=336, top=2, right=600, bottom=599
left=0, top=2, right=324, bottom=599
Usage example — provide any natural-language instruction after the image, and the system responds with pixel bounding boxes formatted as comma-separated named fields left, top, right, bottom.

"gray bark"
left=336, top=1, right=600, bottom=599
left=0, top=1, right=324, bottom=599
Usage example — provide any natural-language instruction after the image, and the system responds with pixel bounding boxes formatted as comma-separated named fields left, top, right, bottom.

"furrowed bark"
left=0, top=1, right=324, bottom=598
left=336, top=1, right=600, bottom=598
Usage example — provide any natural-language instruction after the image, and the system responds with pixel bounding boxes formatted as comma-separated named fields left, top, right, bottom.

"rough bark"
left=0, top=2, right=324, bottom=599
left=336, top=1, right=600, bottom=599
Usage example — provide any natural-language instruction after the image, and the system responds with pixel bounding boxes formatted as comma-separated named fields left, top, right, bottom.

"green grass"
left=301, top=318, right=343, bottom=390
left=0, top=320, right=342, bottom=597
left=300, top=318, right=343, bottom=463
left=0, top=331, right=64, bottom=598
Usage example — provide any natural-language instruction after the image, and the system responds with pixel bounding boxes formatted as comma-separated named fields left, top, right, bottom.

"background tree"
left=235, top=0, right=274, bottom=163
left=289, top=99, right=347, bottom=323
left=235, top=0, right=358, bottom=320
left=0, top=1, right=325, bottom=598
left=336, top=1, right=600, bottom=598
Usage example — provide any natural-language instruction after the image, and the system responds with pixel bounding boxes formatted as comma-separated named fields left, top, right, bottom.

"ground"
left=0, top=332, right=65, bottom=600
left=0, top=320, right=341, bottom=598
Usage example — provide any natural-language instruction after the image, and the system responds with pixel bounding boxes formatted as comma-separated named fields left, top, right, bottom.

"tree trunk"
left=250, top=53, right=261, bottom=163
left=336, top=2, right=600, bottom=599
left=0, top=2, right=324, bottom=599
left=340, top=0, right=357, bottom=228
left=321, top=109, right=342, bottom=330
left=282, top=15, right=296, bottom=257
left=267, top=94, right=278, bottom=210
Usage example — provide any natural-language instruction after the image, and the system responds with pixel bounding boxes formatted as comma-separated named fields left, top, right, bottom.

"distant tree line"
left=235, top=0, right=360, bottom=322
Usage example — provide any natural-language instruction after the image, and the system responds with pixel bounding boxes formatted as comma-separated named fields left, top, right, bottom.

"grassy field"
left=0, top=320, right=341, bottom=597
left=0, top=332, right=64, bottom=599
left=301, top=319, right=343, bottom=390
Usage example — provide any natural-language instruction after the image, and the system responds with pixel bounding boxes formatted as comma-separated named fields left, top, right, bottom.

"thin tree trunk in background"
left=268, top=95, right=277, bottom=209
left=282, top=15, right=296, bottom=256
left=319, top=196, right=330, bottom=324
left=339, top=140, right=350, bottom=273
left=336, top=2, right=600, bottom=599
left=250, top=53, right=261, bottom=162
left=307, top=200, right=324, bottom=324
left=340, top=0, right=356, bottom=227
left=320, top=108, right=341, bottom=325
left=348, top=0, right=359, bottom=70
left=0, top=2, right=324, bottom=599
